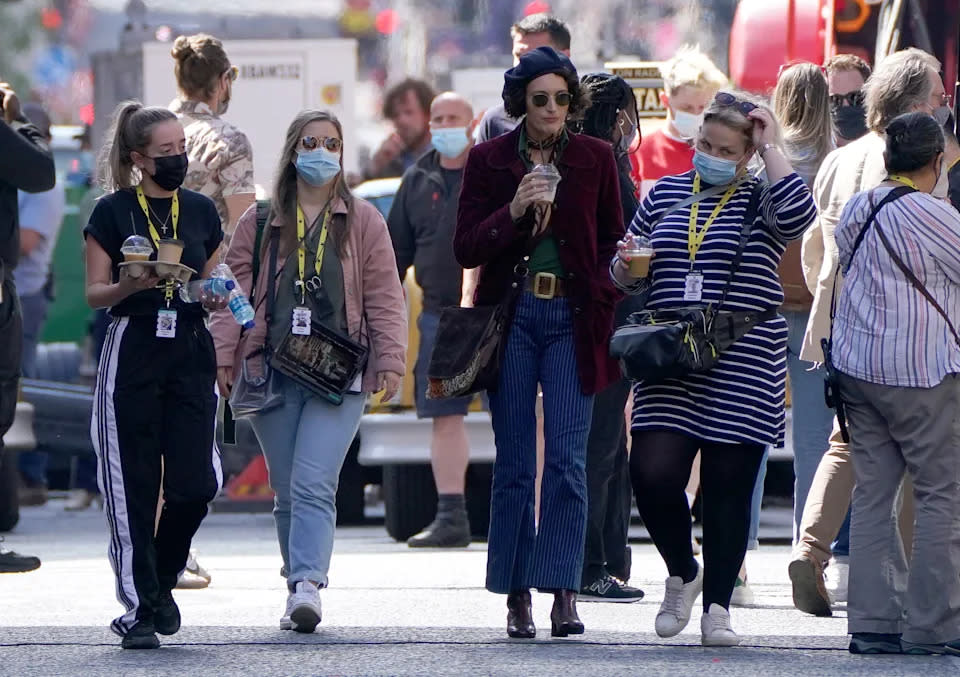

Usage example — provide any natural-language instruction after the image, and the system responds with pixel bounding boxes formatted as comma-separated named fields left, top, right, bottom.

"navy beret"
left=502, top=46, right=578, bottom=101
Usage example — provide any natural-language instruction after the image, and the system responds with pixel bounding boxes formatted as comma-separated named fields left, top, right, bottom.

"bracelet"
left=758, top=143, right=776, bottom=158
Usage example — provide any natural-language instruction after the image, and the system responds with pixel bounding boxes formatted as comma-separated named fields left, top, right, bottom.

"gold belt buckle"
left=532, top=272, right=557, bottom=300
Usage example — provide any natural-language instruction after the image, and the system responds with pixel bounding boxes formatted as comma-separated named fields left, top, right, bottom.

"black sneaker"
left=901, top=638, right=960, bottom=655
left=407, top=514, right=471, bottom=548
left=849, top=632, right=902, bottom=654
left=121, top=622, right=160, bottom=650
left=155, top=590, right=181, bottom=636
left=579, top=575, right=645, bottom=603
left=0, top=539, right=41, bottom=573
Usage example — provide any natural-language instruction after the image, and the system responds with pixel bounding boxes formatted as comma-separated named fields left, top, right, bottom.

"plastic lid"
left=122, top=235, right=152, bottom=249
left=242, top=320, right=256, bottom=329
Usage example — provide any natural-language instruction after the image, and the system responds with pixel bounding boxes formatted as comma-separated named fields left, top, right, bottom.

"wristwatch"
left=758, top=143, right=776, bottom=158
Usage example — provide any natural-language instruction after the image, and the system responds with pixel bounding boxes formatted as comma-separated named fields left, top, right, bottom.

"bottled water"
left=179, top=277, right=235, bottom=303
left=214, top=263, right=256, bottom=329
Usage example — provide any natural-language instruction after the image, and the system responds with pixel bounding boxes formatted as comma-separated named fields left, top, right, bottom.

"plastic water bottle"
left=213, top=263, right=256, bottom=330
left=179, top=277, right=235, bottom=303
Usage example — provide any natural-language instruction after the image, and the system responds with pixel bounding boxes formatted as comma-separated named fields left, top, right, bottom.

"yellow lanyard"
left=296, top=204, right=331, bottom=304
left=135, top=185, right=180, bottom=303
left=688, top=173, right=740, bottom=266
left=888, top=175, right=920, bottom=191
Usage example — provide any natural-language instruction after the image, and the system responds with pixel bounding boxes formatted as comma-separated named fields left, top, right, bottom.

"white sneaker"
left=655, top=564, right=703, bottom=638
left=729, top=576, right=756, bottom=608
left=289, top=581, right=322, bottom=633
left=826, top=557, right=849, bottom=604
left=279, top=592, right=295, bottom=630
left=691, top=535, right=701, bottom=556
left=701, top=603, right=741, bottom=647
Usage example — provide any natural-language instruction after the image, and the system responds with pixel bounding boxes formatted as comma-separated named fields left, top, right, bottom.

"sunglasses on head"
left=530, top=91, right=572, bottom=108
left=224, top=65, right=239, bottom=82
left=830, top=90, right=866, bottom=109
left=714, top=92, right=758, bottom=116
left=300, top=136, right=342, bottom=153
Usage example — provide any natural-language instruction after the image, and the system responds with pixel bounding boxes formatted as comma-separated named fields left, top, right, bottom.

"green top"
left=517, top=123, right=567, bottom=277
left=269, top=213, right=348, bottom=349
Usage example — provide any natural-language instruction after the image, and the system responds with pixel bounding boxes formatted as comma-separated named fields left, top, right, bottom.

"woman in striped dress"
left=611, top=91, right=816, bottom=646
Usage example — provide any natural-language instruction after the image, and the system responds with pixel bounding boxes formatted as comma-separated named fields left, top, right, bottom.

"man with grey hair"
left=790, top=48, right=946, bottom=627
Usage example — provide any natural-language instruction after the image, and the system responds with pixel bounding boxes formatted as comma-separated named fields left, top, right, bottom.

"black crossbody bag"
left=610, top=181, right=773, bottom=384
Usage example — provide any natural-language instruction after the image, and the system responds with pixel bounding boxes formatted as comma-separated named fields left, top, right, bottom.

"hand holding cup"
left=617, top=233, right=655, bottom=278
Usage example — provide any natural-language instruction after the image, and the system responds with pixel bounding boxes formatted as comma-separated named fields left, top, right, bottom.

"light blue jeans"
left=250, top=373, right=366, bottom=590
left=747, top=448, right=769, bottom=551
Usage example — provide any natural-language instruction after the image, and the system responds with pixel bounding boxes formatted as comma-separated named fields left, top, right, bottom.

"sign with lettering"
left=605, top=61, right=668, bottom=119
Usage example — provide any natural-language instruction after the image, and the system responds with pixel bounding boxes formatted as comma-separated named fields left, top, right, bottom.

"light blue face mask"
left=295, top=148, right=341, bottom=186
left=430, top=126, right=470, bottom=158
left=692, top=149, right=741, bottom=185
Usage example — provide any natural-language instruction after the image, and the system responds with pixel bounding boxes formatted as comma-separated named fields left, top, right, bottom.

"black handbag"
left=609, top=181, right=767, bottom=384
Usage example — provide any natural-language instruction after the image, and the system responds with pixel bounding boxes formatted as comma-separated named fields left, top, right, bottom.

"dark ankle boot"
left=551, top=589, right=584, bottom=637
left=506, top=589, right=536, bottom=639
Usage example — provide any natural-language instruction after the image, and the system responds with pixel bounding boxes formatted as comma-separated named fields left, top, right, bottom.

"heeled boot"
left=506, top=589, right=536, bottom=639
left=551, top=589, right=585, bottom=637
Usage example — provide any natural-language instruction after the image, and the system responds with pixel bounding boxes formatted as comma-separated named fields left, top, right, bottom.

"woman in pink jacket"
left=210, top=110, right=407, bottom=633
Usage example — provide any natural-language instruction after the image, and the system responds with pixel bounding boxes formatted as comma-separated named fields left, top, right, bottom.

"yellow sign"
left=321, top=85, right=342, bottom=106
left=605, top=60, right=668, bottom=119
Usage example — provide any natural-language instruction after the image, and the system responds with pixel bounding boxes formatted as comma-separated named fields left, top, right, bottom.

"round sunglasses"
left=530, top=91, right=572, bottom=108
left=714, top=92, right=758, bottom=116
left=300, top=135, right=343, bottom=153
left=830, top=90, right=866, bottom=109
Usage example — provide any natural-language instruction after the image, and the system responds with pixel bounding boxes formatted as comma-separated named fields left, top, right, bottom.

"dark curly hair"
left=502, top=69, right=589, bottom=122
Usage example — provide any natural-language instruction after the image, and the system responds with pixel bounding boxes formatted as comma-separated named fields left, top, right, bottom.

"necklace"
left=146, top=198, right=173, bottom=237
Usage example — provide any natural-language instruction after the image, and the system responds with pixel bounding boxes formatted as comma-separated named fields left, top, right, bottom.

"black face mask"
left=149, top=152, right=189, bottom=191
left=832, top=105, right=868, bottom=143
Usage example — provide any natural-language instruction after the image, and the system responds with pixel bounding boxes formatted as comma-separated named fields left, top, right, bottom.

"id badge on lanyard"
left=156, top=309, right=177, bottom=338
left=293, top=203, right=331, bottom=337
left=687, top=174, right=739, bottom=305
left=684, top=272, right=705, bottom=302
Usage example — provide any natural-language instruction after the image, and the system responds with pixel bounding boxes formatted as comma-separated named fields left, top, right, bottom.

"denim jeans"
left=487, top=293, right=594, bottom=593
left=747, top=447, right=769, bottom=550
left=250, top=373, right=366, bottom=590
left=783, top=309, right=848, bottom=551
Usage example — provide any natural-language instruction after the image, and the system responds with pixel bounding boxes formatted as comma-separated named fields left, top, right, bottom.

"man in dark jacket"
left=0, top=82, right=56, bottom=573
left=387, top=92, right=477, bottom=547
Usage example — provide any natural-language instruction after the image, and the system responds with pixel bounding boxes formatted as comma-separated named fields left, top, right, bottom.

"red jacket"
left=454, top=126, right=624, bottom=395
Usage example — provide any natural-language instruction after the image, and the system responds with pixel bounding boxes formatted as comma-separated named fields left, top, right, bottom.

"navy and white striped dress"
left=617, top=170, right=817, bottom=446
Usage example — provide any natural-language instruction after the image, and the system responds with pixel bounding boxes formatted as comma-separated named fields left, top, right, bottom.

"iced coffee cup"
left=530, top=163, right=561, bottom=205
left=157, top=239, right=185, bottom=265
left=121, top=235, right=153, bottom=262
left=623, top=236, right=654, bottom=278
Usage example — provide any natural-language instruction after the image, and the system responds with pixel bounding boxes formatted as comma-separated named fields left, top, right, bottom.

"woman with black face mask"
left=84, top=100, right=227, bottom=650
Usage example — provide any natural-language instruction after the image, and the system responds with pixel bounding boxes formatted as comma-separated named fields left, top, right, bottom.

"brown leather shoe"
left=506, top=590, right=536, bottom=639
left=788, top=555, right=832, bottom=617
left=551, top=589, right=585, bottom=637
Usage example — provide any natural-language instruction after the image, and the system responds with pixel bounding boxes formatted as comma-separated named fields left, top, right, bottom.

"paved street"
left=1, top=502, right=956, bottom=677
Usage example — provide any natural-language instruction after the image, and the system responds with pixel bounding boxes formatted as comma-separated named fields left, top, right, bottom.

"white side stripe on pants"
left=90, top=317, right=140, bottom=635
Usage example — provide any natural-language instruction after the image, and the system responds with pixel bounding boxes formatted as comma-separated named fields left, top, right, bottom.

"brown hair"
left=268, top=110, right=354, bottom=259
left=865, top=48, right=941, bottom=133
left=382, top=78, right=436, bottom=120
left=172, top=33, right=231, bottom=101
left=825, top=54, right=872, bottom=81
left=772, top=63, right=833, bottom=170
left=510, top=14, right=571, bottom=51
left=97, top=100, right=178, bottom=192
left=702, top=90, right=782, bottom=151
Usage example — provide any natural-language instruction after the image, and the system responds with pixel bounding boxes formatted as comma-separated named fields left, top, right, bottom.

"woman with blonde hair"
left=772, top=63, right=835, bottom=187
left=170, top=33, right=255, bottom=235
left=612, top=90, right=816, bottom=646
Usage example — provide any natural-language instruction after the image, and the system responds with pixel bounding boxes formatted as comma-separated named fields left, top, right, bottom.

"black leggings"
left=630, top=429, right=765, bottom=610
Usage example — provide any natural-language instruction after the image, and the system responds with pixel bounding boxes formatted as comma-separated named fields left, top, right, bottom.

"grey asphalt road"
left=1, top=502, right=956, bottom=677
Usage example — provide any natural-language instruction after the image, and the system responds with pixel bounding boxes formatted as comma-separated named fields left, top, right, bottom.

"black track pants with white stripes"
left=92, top=314, right=223, bottom=636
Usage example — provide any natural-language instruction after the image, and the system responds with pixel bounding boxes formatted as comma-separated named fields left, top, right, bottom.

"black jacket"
left=0, top=118, right=56, bottom=276
left=387, top=149, right=464, bottom=313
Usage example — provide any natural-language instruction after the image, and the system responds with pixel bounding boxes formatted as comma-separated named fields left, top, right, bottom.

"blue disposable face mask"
left=295, top=147, right=341, bottom=186
left=692, top=149, right=741, bottom=185
left=431, top=127, right=470, bottom=158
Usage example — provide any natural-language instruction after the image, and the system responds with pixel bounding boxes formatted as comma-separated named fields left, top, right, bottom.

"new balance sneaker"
left=729, top=576, right=756, bottom=608
left=900, top=639, right=960, bottom=655
left=176, top=550, right=212, bottom=589
left=826, top=557, right=849, bottom=605
left=289, top=580, right=322, bottom=633
left=154, top=590, right=181, bottom=636
left=280, top=592, right=295, bottom=630
left=579, top=574, right=645, bottom=603
left=655, top=563, right=703, bottom=638
left=0, top=539, right=41, bottom=573
left=848, top=632, right=902, bottom=654
left=701, top=604, right=740, bottom=647
left=121, top=622, right=160, bottom=650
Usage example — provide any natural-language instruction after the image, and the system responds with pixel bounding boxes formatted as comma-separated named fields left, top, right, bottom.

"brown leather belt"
left=525, top=272, right=568, bottom=299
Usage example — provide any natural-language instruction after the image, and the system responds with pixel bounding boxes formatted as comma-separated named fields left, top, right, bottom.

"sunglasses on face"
left=830, top=91, right=866, bottom=109
left=224, top=65, right=239, bottom=82
left=714, top=92, right=758, bottom=116
left=300, top=136, right=343, bottom=153
left=530, top=91, right=572, bottom=108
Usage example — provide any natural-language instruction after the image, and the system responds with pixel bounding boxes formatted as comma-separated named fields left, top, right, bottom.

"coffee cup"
left=623, top=237, right=654, bottom=278
left=157, top=239, right=185, bottom=265
left=121, top=235, right=153, bottom=262
left=530, top=163, right=561, bottom=204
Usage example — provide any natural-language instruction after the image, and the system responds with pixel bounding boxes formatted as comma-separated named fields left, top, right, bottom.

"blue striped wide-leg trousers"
left=486, top=292, right=594, bottom=594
